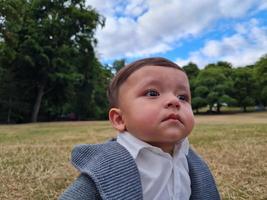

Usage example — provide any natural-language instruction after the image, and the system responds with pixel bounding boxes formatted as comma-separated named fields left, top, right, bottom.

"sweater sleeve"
left=58, top=174, right=101, bottom=200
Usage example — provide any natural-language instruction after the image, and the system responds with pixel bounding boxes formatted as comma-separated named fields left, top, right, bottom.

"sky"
left=85, top=0, right=267, bottom=68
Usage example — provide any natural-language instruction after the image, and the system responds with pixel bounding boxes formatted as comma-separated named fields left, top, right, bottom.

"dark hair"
left=107, top=57, right=184, bottom=108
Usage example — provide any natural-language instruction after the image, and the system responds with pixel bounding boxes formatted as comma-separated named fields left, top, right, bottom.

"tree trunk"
left=217, top=104, right=221, bottom=113
left=7, top=97, right=12, bottom=124
left=243, top=106, right=247, bottom=112
left=209, top=104, right=212, bottom=112
left=31, top=83, right=45, bottom=122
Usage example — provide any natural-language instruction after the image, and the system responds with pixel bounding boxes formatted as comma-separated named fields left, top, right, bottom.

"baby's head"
left=108, top=57, right=195, bottom=153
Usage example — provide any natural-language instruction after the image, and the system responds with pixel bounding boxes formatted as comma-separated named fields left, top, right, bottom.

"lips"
left=163, top=113, right=182, bottom=124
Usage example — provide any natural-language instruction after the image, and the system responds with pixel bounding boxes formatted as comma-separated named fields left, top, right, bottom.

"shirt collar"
left=117, top=131, right=189, bottom=159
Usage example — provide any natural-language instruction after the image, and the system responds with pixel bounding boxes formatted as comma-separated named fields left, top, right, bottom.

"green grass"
left=0, top=112, right=266, bottom=199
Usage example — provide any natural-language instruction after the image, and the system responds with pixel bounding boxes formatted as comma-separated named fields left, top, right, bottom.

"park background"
left=0, top=0, right=266, bottom=199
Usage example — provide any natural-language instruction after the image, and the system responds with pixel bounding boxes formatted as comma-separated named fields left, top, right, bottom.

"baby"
left=59, top=57, right=220, bottom=200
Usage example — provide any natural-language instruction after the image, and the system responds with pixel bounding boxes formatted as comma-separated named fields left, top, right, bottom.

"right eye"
left=145, top=89, right=160, bottom=97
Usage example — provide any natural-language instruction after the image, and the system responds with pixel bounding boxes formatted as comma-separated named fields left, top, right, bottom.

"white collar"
left=117, top=131, right=189, bottom=159
left=117, top=131, right=191, bottom=200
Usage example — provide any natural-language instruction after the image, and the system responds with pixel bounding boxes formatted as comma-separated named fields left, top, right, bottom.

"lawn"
left=0, top=112, right=266, bottom=199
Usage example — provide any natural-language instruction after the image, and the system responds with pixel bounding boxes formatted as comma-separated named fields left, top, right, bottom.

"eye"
left=145, top=89, right=160, bottom=97
left=178, top=95, right=189, bottom=102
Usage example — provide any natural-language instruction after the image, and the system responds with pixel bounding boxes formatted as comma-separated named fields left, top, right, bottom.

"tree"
left=192, top=86, right=208, bottom=113
left=0, top=0, right=105, bottom=122
left=261, top=86, right=267, bottom=107
left=112, top=59, right=126, bottom=72
left=196, top=65, right=234, bottom=113
left=191, top=97, right=207, bottom=113
left=183, top=62, right=199, bottom=80
left=183, top=62, right=202, bottom=112
left=216, top=61, right=232, bottom=69
left=254, top=54, right=267, bottom=107
left=72, top=58, right=112, bottom=120
left=232, top=67, right=256, bottom=112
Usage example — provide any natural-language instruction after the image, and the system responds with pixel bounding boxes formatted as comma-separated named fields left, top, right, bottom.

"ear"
left=109, top=108, right=126, bottom=132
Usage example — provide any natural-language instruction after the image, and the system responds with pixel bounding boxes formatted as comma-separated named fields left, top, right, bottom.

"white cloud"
left=176, top=19, right=267, bottom=68
left=124, top=0, right=148, bottom=17
left=218, top=0, right=256, bottom=17
left=258, top=0, right=267, bottom=10
left=86, top=0, right=267, bottom=64
left=86, top=0, right=125, bottom=16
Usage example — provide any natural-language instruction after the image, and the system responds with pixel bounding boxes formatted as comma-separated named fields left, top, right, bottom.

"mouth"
left=163, top=113, right=182, bottom=124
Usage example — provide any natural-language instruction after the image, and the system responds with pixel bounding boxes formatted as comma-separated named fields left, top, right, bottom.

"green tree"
left=261, top=87, right=267, bottom=107
left=216, top=61, right=232, bottom=69
left=72, top=58, right=112, bottom=120
left=112, top=59, right=126, bottom=72
left=0, top=0, right=104, bottom=122
left=254, top=54, right=267, bottom=107
left=183, top=62, right=202, bottom=112
left=192, top=86, right=208, bottom=113
left=183, top=62, right=199, bottom=80
left=196, top=65, right=235, bottom=113
left=232, top=67, right=256, bottom=112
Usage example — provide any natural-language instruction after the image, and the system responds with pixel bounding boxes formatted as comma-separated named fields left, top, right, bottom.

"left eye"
left=178, top=95, right=188, bottom=101
left=145, top=89, right=160, bottom=97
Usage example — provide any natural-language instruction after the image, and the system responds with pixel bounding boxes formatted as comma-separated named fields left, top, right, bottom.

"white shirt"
left=117, top=132, right=191, bottom=200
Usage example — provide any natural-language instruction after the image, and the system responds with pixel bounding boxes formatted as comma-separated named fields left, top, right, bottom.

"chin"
left=166, top=133, right=186, bottom=142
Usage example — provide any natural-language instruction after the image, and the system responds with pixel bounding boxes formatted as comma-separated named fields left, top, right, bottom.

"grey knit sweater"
left=59, top=140, right=220, bottom=200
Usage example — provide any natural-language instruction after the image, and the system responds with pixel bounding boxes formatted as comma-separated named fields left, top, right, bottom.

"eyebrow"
left=139, top=78, right=190, bottom=92
left=140, top=79, right=161, bottom=86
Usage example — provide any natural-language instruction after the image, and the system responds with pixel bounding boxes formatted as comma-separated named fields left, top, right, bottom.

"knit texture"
left=59, top=141, right=220, bottom=200
left=187, top=148, right=220, bottom=200
left=59, top=174, right=101, bottom=200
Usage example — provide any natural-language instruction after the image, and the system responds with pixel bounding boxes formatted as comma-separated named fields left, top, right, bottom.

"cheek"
left=139, top=108, right=159, bottom=123
left=129, top=108, right=159, bottom=131
left=189, top=116, right=195, bottom=129
left=186, top=109, right=195, bottom=130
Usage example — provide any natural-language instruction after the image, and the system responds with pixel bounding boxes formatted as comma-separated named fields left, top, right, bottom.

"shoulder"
left=71, top=140, right=135, bottom=172
left=62, top=140, right=143, bottom=200
left=58, top=174, right=100, bottom=200
left=187, top=147, right=221, bottom=200
left=187, top=148, right=209, bottom=168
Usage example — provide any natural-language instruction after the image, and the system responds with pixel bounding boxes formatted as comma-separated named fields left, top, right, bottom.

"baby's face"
left=118, top=65, right=195, bottom=152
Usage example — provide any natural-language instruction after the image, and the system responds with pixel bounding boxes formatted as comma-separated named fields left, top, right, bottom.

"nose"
left=165, top=94, right=180, bottom=109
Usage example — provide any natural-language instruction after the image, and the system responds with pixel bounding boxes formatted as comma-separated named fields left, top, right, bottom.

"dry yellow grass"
left=191, top=112, right=267, bottom=200
left=0, top=112, right=266, bottom=199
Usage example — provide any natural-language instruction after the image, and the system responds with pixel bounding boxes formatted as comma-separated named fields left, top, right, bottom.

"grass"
left=0, top=112, right=266, bottom=199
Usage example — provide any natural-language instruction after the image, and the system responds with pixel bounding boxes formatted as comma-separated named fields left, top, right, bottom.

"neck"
left=148, top=142, right=175, bottom=155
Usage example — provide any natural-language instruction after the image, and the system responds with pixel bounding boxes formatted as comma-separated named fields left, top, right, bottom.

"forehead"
left=125, top=65, right=188, bottom=85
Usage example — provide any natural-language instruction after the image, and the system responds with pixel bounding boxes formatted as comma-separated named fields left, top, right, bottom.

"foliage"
left=183, top=62, right=199, bottom=80
left=195, top=65, right=234, bottom=113
left=232, top=67, right=256, bottom=111
left=182, top=59, right=266, bottom=113
left=254, top=54, right=267, bottom=106
left=0, top=1, right=266, bottom=122
left=0, top=0, right=108, bottom=123
left=112, top=58, right=126, bottom=73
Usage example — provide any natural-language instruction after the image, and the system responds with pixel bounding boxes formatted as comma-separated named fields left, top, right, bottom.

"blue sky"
left=86, top=0, right=267, bottom=68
